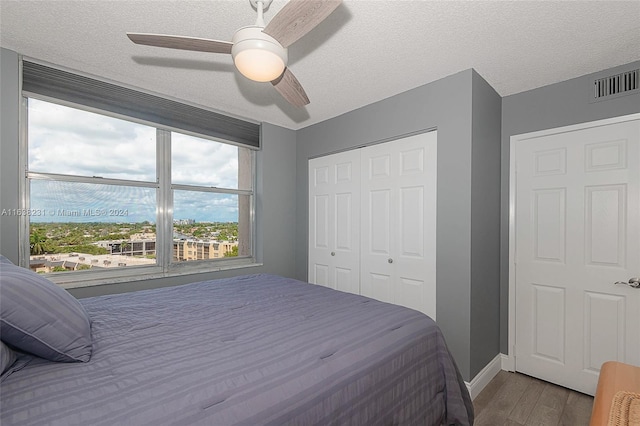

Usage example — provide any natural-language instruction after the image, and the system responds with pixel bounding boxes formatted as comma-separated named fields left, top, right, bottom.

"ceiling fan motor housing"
left=231, top=26, right=288, bottom=82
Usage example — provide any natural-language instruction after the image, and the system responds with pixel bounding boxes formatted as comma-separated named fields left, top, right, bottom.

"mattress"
left=0, top=273, right=473, bottom=425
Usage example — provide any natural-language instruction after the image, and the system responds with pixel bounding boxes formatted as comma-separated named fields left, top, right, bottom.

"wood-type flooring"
left=473, top=371, right=594, bottom=425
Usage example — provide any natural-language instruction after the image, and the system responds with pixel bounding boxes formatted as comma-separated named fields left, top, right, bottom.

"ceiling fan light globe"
left=232, top=26, right=288, bottom=83
left=234, top=49, right=285, bottom=82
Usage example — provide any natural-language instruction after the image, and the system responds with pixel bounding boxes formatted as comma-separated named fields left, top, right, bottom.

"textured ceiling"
left=1, top=0, right=639, bottom=130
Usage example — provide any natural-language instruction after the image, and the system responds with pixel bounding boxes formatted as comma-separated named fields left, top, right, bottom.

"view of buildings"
left=29, top=220, right=239, bottom=273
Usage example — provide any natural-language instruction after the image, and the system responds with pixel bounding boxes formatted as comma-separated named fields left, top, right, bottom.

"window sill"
left=49, top=260, right=264, bottom=290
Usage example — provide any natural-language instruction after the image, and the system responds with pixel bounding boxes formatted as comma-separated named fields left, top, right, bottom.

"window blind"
left=22, top=61, right=260, bottom=149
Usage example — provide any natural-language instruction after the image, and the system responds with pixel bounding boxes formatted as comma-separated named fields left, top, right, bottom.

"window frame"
left=19, top=94, right=259, bottom=289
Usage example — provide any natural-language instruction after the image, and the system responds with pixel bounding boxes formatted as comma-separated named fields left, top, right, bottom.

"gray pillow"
left=1, top=340, right=17, bottom=376
left=0, top=262, right=92, bottom=362
left=0, top=254, right=13, bottom=265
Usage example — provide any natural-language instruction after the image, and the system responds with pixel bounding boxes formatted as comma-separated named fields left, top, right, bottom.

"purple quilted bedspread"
left=1, top=274, right=473, bottom=425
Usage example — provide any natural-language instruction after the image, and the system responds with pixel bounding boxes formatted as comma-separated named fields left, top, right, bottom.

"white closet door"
left=308, top=149, right=361, bottom=294
left=360, top=131, right=437, bottom=318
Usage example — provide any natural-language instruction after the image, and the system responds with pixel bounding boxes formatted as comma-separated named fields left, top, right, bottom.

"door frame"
left=507, top=113, right=640, bottom=372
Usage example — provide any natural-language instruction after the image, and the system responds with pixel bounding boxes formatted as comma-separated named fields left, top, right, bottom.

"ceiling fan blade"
left=127, top=33, right=233, bottom=54
left=271, top=67, right=309, bottom=107
left=263, top=0, right=342, bottom=48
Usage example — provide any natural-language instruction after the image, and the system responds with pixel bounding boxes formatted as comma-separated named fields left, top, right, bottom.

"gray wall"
left=296, top=69, right=502, bottom=380
left=470, top=71, right=502, bottom=375
left=0, top=47, right=298, bottom=298
left=0, top=48, right=20, bottom=264
left=499, top=61, right=640, bottom=353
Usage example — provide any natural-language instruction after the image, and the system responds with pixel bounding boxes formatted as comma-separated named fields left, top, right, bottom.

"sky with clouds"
left=28, top=99, right=243, bottom=223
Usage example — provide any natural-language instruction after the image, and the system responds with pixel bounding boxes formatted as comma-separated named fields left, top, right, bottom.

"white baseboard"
left=501, top=353, right=514, bottom=372
left=465, top=353, right=504, bottom=400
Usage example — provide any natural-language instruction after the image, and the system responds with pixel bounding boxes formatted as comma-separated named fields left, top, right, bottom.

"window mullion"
left=156, top=129, right=172, bottom=273
left=19, top=96, right=30, bottom=267
left=170, top=184, right=252, bottom=196
left=26, top=172, right=159, bottom=188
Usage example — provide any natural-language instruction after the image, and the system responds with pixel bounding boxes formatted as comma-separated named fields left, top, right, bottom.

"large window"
left=170, top=131, right=253, bottom=262
left=23, top=98, right=255, bottom=284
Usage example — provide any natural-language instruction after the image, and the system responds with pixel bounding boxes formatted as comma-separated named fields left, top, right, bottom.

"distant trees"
left=192, top=228, right=207, bottom=238
left=29, top=221, right=237, bottom=257
left=29, top=229, right=50, bottom=255
left=224, top=246, right=239, bottom=257
left=57, top=245, right=108, bottom=255
left=30, top=224, right=110, bottom=256
left=29, top=222, right=150, bottom=255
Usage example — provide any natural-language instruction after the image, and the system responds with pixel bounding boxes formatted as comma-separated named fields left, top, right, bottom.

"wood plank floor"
left=473, top=371, right=594, bottom=425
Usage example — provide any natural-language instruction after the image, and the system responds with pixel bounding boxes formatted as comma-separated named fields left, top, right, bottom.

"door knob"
left=388, top=258, right=393, bottom=264
left=614, top=278, right=640, bottom=288
left=331, top=252, right=335, bottom=256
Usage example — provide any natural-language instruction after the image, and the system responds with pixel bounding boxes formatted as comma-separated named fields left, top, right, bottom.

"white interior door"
left=308, top=149, right=360, bottom=294
left=360, top=131, right=437, bottom=319
left=514, top=117, right=640, bottom=395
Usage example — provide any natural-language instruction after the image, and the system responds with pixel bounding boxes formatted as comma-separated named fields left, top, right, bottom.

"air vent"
left=594, top=68, right=639, bottom=99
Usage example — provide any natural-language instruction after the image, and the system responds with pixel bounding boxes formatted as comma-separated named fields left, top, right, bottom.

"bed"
left=1, top=267, right=473, bottom=425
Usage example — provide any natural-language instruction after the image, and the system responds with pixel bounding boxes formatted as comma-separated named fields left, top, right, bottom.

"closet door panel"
left=361, top=144, right=395, bottom=301
left=398, top=277, right=424, bottom=312
left=335, top=193, right=354, bottom=251
left=308, top=150, right=360, bottom=294
left=366, top=272, right=393, bottom=304
left=399, top=186, right=424, bottom=257
left=313, top=194, right=330, bottom=250
left=396, top=133, right=437, bottom=319
left=335, top=267, right=357, bottom=294
left=313, top=264, right=330, bottom=287
left=361, top=131, right=437, bottom=319
left=369, top=189, right=391, bottom=255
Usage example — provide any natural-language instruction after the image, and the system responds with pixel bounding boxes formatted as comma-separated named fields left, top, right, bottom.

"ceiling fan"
left=127, top=0, right=342, bottom=107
